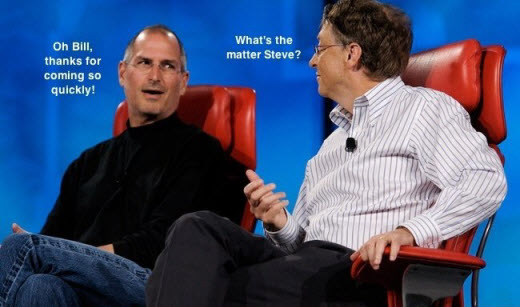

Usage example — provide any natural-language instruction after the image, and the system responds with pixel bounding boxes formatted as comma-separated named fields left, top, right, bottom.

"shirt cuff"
left=264, top=209, right=299, bottom=246
left=399, top=214, right=443, bottom=248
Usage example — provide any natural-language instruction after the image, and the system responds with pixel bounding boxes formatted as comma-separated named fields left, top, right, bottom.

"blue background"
left=1, top=0, right=517, bottom=305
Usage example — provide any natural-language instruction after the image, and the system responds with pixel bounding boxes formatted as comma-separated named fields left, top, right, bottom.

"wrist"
left=396, top=226, right=416, bottom=246
left=264, top=209, right=288, bottom=232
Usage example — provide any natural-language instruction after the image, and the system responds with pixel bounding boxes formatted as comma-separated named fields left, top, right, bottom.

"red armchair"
left=113, top=85, right=257, bottom=232
left=351, top=40, right=506, bottom=307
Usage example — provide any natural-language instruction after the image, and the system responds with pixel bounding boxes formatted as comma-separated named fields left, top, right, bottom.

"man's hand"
left=98, top=244, right=114, bottom=254
left=349, top=228, right=415, bottom=270
left=12, top=223, right=28, bottom=234
left=244, top=170, right=288, bottom=231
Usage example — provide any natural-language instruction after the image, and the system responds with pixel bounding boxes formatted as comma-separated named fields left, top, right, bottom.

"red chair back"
left=385, top=39, right=507, bottom=307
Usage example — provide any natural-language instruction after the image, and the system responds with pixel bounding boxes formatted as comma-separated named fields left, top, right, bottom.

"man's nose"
left=148, top=64, right=162, bottom=81
left=309, top=53, right=317, bottom=68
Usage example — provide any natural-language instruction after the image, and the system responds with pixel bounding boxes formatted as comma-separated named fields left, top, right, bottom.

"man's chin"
left=138, top=101, right=164, bottom=114
left=317, top=87, right=328, bottom=99
left=132, top=106, right=161, bottom=121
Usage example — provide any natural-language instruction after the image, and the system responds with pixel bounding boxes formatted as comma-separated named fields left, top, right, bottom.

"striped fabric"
left=266, top=77, right=507, bottom=253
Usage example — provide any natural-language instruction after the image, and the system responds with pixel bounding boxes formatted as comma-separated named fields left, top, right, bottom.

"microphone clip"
left=345, top=137, right=357, bottom=152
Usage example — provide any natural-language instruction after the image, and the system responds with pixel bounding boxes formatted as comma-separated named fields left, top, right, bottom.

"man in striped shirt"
left=146, top=0, right=507, bottom=306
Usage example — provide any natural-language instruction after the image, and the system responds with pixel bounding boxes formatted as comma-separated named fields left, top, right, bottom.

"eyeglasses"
left=314, top=44, right=345, bottom=55
left=127, top=59, right=185, bottom=75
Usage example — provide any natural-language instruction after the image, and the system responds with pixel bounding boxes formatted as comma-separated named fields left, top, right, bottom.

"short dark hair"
left=322, top=0, right=412, bottom=80
left=123, top=24, right=187, bottom=72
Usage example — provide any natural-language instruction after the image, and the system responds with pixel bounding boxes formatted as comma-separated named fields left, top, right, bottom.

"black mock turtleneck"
left=40, top=113, right=243, bottom=269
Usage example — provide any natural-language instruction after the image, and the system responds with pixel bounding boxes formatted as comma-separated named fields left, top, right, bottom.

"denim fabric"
left=0, top=233, right=151, bottom=306
left=15, top=274, right=80, bottom=307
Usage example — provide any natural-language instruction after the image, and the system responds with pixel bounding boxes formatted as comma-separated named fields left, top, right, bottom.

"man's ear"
left=118, top=61, right=127, bottom=87
left=345, top=43, right=363, bottom=70
left=179, top=71, right=190, bottom=96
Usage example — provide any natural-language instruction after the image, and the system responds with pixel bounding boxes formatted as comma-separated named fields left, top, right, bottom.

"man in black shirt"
left=0, top=24, right=241, bottom=306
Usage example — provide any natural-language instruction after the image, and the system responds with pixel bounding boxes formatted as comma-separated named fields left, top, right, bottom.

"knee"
left=2, top=233, right=32, bottom=245
left=15, top=274, right=80, bottom=307
left=173, top=210, right=221, bottom=230
left=0, top=234, right=35, bottom=285
left=178, top=210, right=218, bottom=225
left=18, top=274, right=59, bottom=294
left=165, top=211, right=222, bottom=243
left=0, top=233, right=34, bottom=255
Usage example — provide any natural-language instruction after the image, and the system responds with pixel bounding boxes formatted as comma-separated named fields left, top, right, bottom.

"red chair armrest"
left=351, top=246, right=486, bottom=291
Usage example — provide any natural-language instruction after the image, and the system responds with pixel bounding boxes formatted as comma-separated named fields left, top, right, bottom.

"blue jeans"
left=0, top=233, right=151, bottom=306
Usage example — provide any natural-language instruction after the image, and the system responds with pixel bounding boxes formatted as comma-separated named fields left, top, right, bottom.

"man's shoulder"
left=395, top=84, right=467, bottom=120
left=397, top=84, right=473, bottom=142
left=401, top=84, right=461, bottom=109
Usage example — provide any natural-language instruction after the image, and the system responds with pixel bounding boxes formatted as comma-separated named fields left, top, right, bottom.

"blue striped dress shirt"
left=266, top=77, right=507, bottom=253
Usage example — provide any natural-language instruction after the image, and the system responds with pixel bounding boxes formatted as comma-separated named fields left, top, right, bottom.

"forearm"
left=41, top=159, right=81, bottom=239
left=264, top=172, right=310, bottom=253
left=400, top=167, right=507, bottom=248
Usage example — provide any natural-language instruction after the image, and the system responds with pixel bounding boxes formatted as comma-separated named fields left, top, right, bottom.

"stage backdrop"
left=1, top=0, right=518, bottom=305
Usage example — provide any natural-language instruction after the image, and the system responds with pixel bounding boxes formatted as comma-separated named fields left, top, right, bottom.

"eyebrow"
left=134, top=56, right=180, bottom=65
left=161, top=59, right=179, bottom=65
left=133, top=56, right=150, bottom=62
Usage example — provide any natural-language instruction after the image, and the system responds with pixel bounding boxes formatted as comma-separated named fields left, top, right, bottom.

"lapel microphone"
left=345, top=137, right=357, bottom=152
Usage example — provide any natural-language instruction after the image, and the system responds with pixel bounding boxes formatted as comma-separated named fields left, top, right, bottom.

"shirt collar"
left=329, top=76, right=405, bottom=128
left=126, top=112, right=183, bottom=142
